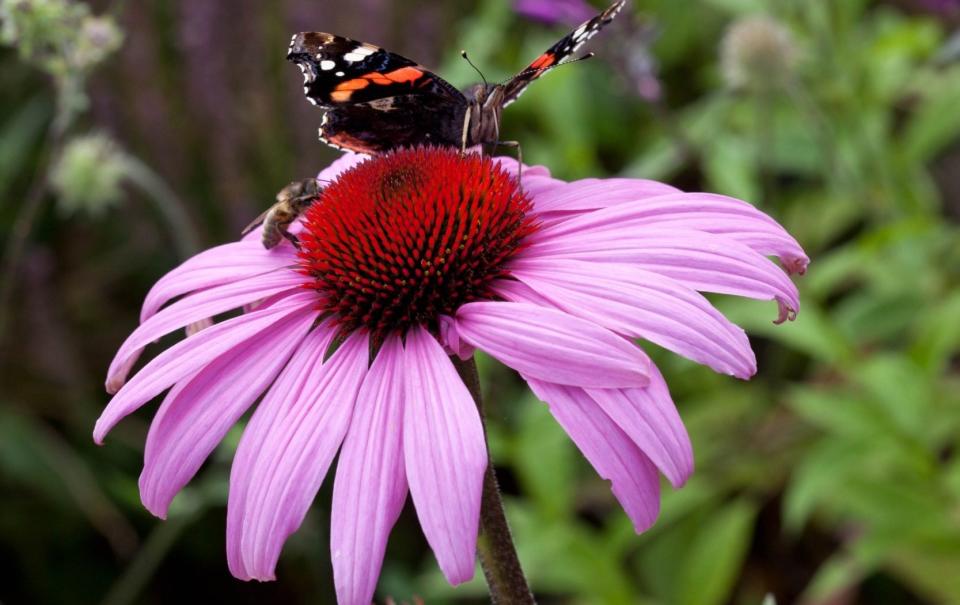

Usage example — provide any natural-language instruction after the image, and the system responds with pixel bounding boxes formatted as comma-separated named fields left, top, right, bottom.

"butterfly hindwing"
left=319, top=95, right=467, bottom=154
left=287, top=33, right=465, bottom=106
left=502, top=0, right=627, bottom=107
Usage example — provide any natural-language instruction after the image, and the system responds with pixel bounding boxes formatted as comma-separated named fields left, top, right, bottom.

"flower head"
left=298, top=148, right=537, bottom=337
left=51, top=133, right=128, bottom=216
left=720, top=15, right=798, bottom=91
left=96, top=147, right=807, bottom=605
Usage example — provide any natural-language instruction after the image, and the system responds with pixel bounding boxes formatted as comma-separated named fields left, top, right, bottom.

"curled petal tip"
left=773, top=301, right=798, bottom=325
left=105, top=377, right=123, bottom=395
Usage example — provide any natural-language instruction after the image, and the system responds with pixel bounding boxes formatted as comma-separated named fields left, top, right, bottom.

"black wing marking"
left=501, top=0, right=626, bottom=107
left=288, top=32, right=466, bottom=106
left=318, top=95, right=467, bottom=154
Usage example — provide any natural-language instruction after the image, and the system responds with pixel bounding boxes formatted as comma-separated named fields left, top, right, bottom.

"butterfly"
left=287, top=0, right=626, bottom=155
left=247, top=1, right=626, bottom=249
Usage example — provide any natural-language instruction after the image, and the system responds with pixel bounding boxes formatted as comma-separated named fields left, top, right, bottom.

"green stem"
left=452, top=356, right=535, bottom=605
left=122, top=154, right=201, bottom=260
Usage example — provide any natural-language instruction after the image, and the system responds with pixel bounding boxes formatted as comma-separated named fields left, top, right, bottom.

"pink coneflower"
left=95, top=147, right=807, bottom=604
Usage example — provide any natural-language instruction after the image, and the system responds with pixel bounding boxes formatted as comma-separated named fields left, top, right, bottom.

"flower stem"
left=453, top=356, right=535, bottom=605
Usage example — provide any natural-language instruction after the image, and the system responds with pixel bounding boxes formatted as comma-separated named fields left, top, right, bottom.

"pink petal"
left=585, top=366, right=694, bottom=487
left=138, top=307, right=317, bottom=518
left=455, top=301, right=650, bottom=388
left=227, top=328, right=368, bottom=581
left=93, top=291, right=317, bottom=444
left=525, top=378, right=661, bottom=533
left=534, top=192, right=809, bottom=275
left=532, top=177, right=680, bottom=214
left=403, top=327, right=486, bottom=584
left=225, top=322, right=334, bottom=579
left=141, top=240, right=297, bottom=322
left=509, top=259, right=756, bottom=378
left=437, top=315, right=475, bottom=360
left=108, top=269, right=305, bottom=390
left=318, top=151, right=370, bottom=182
left=331, top=335, right=408, bottom=605
left=493, top=157, right=551, bottom=179
left=523, top=226, right=800, bottom=323
left=492, top=158, right=564, bottom=197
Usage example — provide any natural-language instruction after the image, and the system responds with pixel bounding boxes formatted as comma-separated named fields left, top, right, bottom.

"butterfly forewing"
left=288, top=33, right=465, bottom=106
left=502, top=0, right=626, bottom=107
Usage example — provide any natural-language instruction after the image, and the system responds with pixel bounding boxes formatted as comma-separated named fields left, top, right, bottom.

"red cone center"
left=298, top=147, right=538, bottom=337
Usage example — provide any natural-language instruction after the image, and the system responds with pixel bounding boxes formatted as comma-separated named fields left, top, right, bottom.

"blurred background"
left=2, top=0, right=960, bottom=603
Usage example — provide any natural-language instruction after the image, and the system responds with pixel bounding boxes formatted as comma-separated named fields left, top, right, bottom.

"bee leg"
left=243, top=177, right=323, bottom=249
left=274, top=193, right=322, bottom=250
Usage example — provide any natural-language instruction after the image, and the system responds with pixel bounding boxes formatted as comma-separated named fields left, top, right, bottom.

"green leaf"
left=675, top=499, right=757, bottom=605
left=512, top=394, right=576, bottom=520
left=902, top=66, right=960, bottom=163
left=0, top=96, right=50, bottom=195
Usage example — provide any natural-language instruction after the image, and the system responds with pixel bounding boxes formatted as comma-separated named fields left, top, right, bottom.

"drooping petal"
left=227, top=328, right=368, bottom=581
left=437, top=315, right=475, bottom=361
left=403, top=327, right=486, bottom=584
left=94, top=291, right=317, bottom=444
left=225, top=322, right=334, bottom=579
left=492, top=158, right=565, bottom=197
left=525, top=378, right=662, bottom=533
left=455, top=301, right=650, bottom=388
left=509, top=259, right=757, bottom=378
left=522, top=226, right=800, bottom=322
left=585, top=366, right=694, bottom=487
left=331, top=336, right=408, bottom=605
left=138, top=308, right=317, bottom=519
left=532, top=177, right=680, bottom=214
left=109, top=269, right=305, bottom=389
left=533, top=192, right=809, bottom=275
left=141, top=240, right=298, bottom=322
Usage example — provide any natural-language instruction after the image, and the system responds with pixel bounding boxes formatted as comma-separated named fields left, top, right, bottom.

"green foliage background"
left=2, top=0, right=960, bottom=604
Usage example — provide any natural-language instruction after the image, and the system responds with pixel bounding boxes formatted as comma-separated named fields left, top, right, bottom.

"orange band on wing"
left=334, top=78, right=371, bottom=92
left=331, top=67, right=426, bottom=102
left=530, top=53, right=555, bottom=70
left=384, top=66, right=424, bottom=83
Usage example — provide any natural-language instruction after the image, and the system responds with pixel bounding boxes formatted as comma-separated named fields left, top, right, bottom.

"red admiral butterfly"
left=287, top=0, right=626, bottom=155
left=248, top=0, right=625, bottom=248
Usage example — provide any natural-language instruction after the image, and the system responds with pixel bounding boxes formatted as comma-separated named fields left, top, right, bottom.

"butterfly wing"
left=319, top=94, right=467, bottom=154
left=501, top=0, right=626, bottom=107
left=288, top=33, right=466, bottom=106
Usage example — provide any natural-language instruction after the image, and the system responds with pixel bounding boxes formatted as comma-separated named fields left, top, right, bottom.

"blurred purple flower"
left=514, top=0, right=595, bottom=26
left=918, top=0, right=960, bottom=14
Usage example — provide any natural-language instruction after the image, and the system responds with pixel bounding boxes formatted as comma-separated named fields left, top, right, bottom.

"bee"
left=242, top=177, right=321, bottom=249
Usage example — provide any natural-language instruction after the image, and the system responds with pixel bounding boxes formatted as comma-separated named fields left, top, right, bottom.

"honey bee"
left=242, top=177, right=322, bottom=249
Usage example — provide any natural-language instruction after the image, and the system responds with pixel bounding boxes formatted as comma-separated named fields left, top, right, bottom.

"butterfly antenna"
left=461, top=50, right=489, bottom=88
left=500, top=52, right=595, bottom=85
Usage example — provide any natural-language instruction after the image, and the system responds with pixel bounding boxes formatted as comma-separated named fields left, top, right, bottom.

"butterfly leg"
left=242, top=177, right=322, bottom=249
left=495, top=140, right=523, bottom=188
left=460, top=106, right=473, bottom=156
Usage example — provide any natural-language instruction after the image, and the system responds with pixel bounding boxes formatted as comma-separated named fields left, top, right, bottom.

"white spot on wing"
left=344, top=45, right=376, bottom=62
left=335, top=70, right=345, bottom=76
left=320, top=60, right=335, bottom=70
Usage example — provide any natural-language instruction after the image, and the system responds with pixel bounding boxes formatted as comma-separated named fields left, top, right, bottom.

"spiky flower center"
left=297, top=147, right=537, bottom=337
